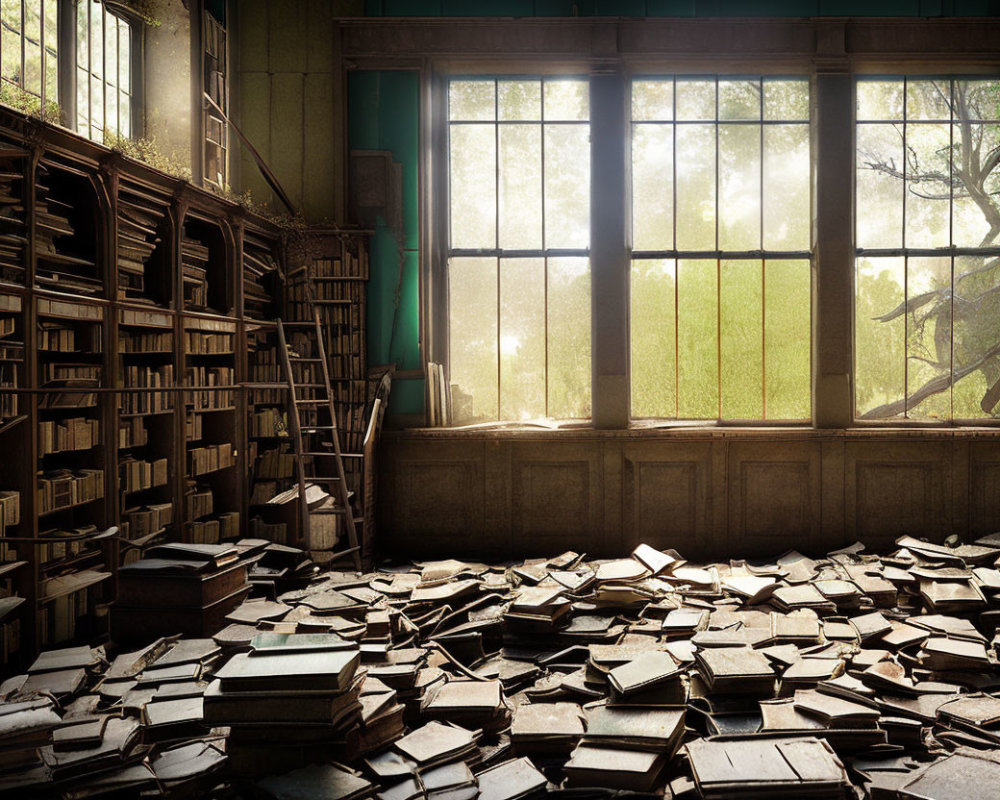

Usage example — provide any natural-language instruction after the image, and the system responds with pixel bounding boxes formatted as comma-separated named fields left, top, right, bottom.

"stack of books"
left=205, top=634, right=364, bottom=776
left=112, top=543, right=249, bottom=640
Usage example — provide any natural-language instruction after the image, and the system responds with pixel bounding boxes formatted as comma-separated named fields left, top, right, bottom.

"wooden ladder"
left=276, top=296, right=362, bottom=571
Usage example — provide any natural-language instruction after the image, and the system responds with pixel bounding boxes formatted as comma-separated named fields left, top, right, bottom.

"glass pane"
left=718, top=123, right=761, bottom=251
left=675, top=123, right=716, bottom=251
left=499, top=258, right=545, bottom=420
left=548, top=257, right=590, bottom=419
left=76, top=65, right=88, bottom=131
left=720, top=260, right=763, bottom=419
left=118, top=18, right=129, bottom=89
left=23, top=39, right=40, bottom=95
left=44, top=0, right=57, bottom=52
left=44, top=47, right=56, bottom=102
left=450, top=81, right=494, bottom=121
left=543, top=79, right=587, bottom=121
left=763, top=79, right=809, bottom=122
left=1, top=28, right=18, bottom=82
left=498, top=79, right=540, bottom=121
left=763, top=124, right=810, bottom=251
left=905, top=123, right=951, bottom=249
left=855, top=257, right=905, bottom=419
left=119, top=89, right=130, bottom=137
left=631, top=124, right=673, bottom=251
left=953, top=255, right=1000, bottom=420
left=1, top=1, right=20, bottom=33
left=498, top=124, right=541, bottom=250
left=544, top=123, right=589, bottom=248
left=953, top=121, right=1000, bottom=248
left=631, top=259, right=677, bottom=418
left=675, top=79, right=715, bottom=121
left=449, top=123, right=496, bottom=249
left=857, top=80, right=903, bottom=121
left=677, top=259, right=718, bottom=419
left=76, top=0, right=87, bottom=69
left=856, top=123, right=903, bottom=249
left=104, top=12, right=117, bottom=89
left=960, top=80, right=1000, bottom=122
left=24, top=0, right=39, bottom=43
left=907, top=79, right=951, bottom=121
left=718, top=79, right=759, bottom=121
left=632, top=79, right=673, bottom=121
left=90, top=72, right=103, bottom=135
left=906, top=256, right=952, bottom=420
left=449, top=257, right=498, bottom=424
left=90, top=2, right=103, bottom=78
left=764, top=260, right=811, bottom=420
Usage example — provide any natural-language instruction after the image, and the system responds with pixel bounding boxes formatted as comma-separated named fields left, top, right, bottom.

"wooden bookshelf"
left=0, top=105, right=372, bottom=664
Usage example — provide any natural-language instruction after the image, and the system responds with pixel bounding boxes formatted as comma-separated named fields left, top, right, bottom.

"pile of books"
left=117, top=191, right=164, bottom=302
left=181, top=237, right=210, bottom=309
left=0, top=153, right=26, bottom=283
left=112, top=543, right=249, bottom=641
left=242, top=231, right=280, bottom=318
left=206, top=634, right=366, bottom=775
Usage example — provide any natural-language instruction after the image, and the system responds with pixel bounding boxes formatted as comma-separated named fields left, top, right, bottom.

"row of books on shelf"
left=249, top=350, right=281, bottom=382
left=118, top=418, right=148, bottom=449
left=185, top=366, right=234, bottom=410
left=122, top=365, right=174, bottom=415
left=41, top=363, right=101, bottom=385
left=254, top=447, right=295, bottom=480
left=0, top=491, right=18, bottom=530
left=120, top=457, right=168, bottom=494
left=39, top=417, right=99, bottom=455
left=188, top=442, right=234, bottom=476
left=37, top=575, right=108, bottom=647
left=122, top=501, right=173, bottom=539
left=181, top=236, right=211, bottom=309
left=185, top=412, right=202, bottom=442
left=0, top=364, right=18, bottom=418
left=0, top=161, right=26, bottom=284
left=248, top=516, right=289, bottom=545
left=36, top=524, right=101, bottom=569
left=185, top=330, right=233, bottom=355
left=185, top=484, right=213, bottom=521
left=37, top=469, right=104, bottom=515
left=121, top=329, right=172, bottom=353
left=248, top=407, right=286, bottom=438
left=186, top=512, right=239, bottom=544
left=38, top=323, right=101, bottom=353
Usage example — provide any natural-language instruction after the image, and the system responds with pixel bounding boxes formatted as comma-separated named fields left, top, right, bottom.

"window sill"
left=384, top=422, right=1000, bottom=441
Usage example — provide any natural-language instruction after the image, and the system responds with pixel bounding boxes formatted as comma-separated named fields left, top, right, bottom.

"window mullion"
left=813, top=70, right=855, bottom=427
left=590, top=68, right=629, bottom=429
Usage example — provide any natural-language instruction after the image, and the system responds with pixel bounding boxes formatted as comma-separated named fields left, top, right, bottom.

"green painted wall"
left=348, top=71, right=424, bottom=416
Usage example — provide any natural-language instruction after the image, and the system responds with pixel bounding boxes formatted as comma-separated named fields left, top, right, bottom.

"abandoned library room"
left=0, top=0, right=1000, bottom=797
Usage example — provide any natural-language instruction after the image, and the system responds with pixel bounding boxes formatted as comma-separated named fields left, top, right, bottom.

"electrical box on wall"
left=349, top=150, right=403, bottom=231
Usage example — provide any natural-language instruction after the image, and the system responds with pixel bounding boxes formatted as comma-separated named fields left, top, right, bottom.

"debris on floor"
left=3, top=532, right=1000, bottom=798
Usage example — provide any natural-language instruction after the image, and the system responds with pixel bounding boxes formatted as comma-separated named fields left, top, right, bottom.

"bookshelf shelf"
left=0, top=105, right=371, bottom=663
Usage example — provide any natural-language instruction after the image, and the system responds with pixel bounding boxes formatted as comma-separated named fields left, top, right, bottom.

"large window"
left=447, top=78, right=591, bottom=424
left=0, top=0, right=58, bottom=115
left=0, top=1, right=133, bottom=140
left=630, top=77, right=812, bottom=421
left=856, top=78, right=1000, bottom=422
left=76, top=0, right=131, bottom=141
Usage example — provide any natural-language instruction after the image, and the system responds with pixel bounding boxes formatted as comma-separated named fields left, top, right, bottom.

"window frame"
left=400, top=24, right=1000, bottom=431
left=443, top=74, right=593, bottom=424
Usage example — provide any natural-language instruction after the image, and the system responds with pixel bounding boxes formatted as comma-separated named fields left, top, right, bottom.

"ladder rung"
left=290, top=383, right=325, bottom=388
left=301, top=426, right=336, bottom=432
left=303, top=451, right=336, bottom=457
left=304, top=476, right=342, bottom=482
left=295, top=399, right=328, bottom=405
left=289, top=357, right=322, bottom=363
